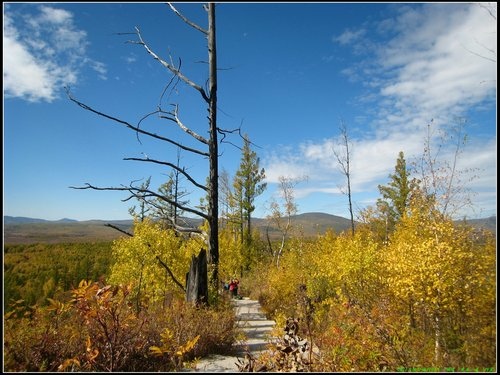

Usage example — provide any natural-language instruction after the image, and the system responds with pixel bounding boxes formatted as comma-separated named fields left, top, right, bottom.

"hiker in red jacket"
left=229, top=278, right=240, bottom=299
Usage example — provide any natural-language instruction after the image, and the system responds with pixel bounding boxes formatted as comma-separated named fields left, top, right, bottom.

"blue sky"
left=4, top=2, right=497, bottom=221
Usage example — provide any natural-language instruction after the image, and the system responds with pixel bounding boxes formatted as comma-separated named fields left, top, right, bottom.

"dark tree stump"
left=185, top=248, right=208, bottom=306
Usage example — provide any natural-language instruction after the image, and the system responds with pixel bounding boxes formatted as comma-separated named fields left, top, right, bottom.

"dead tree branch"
left=159, top=59, right=182, bottom=106
left=70, top=182, right=208, bottom=220
left=123, top=156, right=208, bottom=192
left=159, top=105, right=209, bottom=144
left=132, top=27, right=210, bottom=103
left=66, top=90, right=209, bottom=157
left=143, top=198, right=206, bottom=238
left=155, top=255, right=186, bottom=292
left=105, top=223, right=133, bottom=237
left=217, top=126, right=244, bottom=149
left=167, top=2, right=208, bottom=35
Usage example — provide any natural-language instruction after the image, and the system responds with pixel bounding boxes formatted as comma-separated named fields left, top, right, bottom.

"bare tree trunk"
left=333, top=121, right=355, bottom=236
left=173, top=148, right=181, bottom=225
left=276, top=214, right=292, bottom=268
left=69, top=2, right=221, bottom=304
left=246, top=209, right=252, bottom=245
left=269, top=176, right=299, bottom=267
left=186, top=248, right=208, bottom=306
left=434, top=311, right=442, bottom=365
left=207, top=2, right=219, bottom=290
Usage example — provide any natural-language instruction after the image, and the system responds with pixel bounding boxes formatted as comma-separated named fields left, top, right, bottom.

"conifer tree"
left=233, top=134, right=267, bottom=244
left=377, top=151, right=418, bottom=231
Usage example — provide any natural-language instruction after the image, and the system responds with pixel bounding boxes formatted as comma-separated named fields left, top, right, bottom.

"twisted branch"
left=70, top=182, right=209, bottom=220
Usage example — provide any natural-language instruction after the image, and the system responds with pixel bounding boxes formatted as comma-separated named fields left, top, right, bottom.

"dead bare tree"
left=68, top=3, right=221, bottom=302
left=147, top=148, right=191, bottom=231
left=332, top=121, right=355, bottom=236
left=267, top=176, right=302, bottom=267
left=413, top=117, right=479, bottom=219
left=465, top=3, right=496, bottom=63
left=128, top=177, right=152, bottom=222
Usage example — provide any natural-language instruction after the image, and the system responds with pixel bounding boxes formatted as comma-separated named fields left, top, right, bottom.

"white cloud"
left=264, top=148, right=311, bottom=183
left=88, top=60, right=108, bottom=80
left=265, top=4, right=496, bottom=219
left=3, top=5, right=106, bottom=102
left=264, top=130, right=424, bottom=196
left=375, top=3, right=496, bottom=126
left=333, top=28, right=366, bottom=45
left=39, top=5, right=73, bottom=24
left=124, top=55, right=138, bottom=64
left=3, top=32, right=57, bottom=101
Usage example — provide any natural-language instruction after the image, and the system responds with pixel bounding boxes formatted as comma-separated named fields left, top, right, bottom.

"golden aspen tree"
left=383, top=191, right=495, bottom=367
left=109, top=219, right=199, bottom=306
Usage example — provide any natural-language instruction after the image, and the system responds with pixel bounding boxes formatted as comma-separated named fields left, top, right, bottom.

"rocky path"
left=186, top=298, right=276, bottom=372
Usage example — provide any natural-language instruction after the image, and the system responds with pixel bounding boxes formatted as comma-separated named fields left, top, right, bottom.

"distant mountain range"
left=3, top=213, right=496, bottom=245
left=4, top=216, right=79, bottom=224
left=4, top=213, right=352, bottom=227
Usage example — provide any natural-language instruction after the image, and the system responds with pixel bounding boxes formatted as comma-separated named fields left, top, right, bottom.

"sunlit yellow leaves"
left=244, top=188, right=495, bottom=369
left=109, top=219, right=199, bottom=303
left=149, top=346, right=165, bottom=356
left=218, top=226, right=245, bottom=281
left=177, top=335, right=200, bottom=356
left=149, top=327, right=199, bottom=361
left=379, top=196, right=496, bottom=367
left=46, top=298, right=70, bottom=315
left=57, top=358, right=81, bottom=372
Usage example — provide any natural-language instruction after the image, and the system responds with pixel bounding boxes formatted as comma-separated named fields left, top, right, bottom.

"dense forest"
left=3, top=205, right=496, bottom=371
left=4, top=242, right=114, bottom=309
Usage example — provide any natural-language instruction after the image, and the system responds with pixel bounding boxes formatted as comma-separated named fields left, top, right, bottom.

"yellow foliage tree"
left=383, top=193, right=496, bottom=367
left=109, top=219, right=200, bottom=307
left=313, top=228, right=382, bottom=308
left=218, top=226, right=245, bottom=283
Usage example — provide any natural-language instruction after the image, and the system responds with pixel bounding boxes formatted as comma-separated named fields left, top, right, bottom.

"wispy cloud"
left=264, top=146, right=312, bottom=183
left=123, top=53, right=138, bottom=64
left=375, top=3, right=496, bottom=125
left=265, top=3, right=496, bottom=219
left=333, top=28, right=366, bottom=45
left=4, top=4, right=106, bottom=102
left=88, top=60, right=108, bottom=80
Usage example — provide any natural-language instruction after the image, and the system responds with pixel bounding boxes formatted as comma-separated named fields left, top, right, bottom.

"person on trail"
left=229, top=278, right=240, bottom=299
left=221, top=280, right=230, bottom=294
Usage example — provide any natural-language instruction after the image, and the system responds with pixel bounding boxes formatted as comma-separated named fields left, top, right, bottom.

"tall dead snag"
left=185, top=248, right=208, bottom=306
left=68, top=3, right=220, bottom=302
left=333, top=121, right=355, bottom=236
left=206, top=2, right=219, bottom=294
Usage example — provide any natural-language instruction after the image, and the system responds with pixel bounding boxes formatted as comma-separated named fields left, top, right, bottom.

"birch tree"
left=267, top=176, right=300, bottom=267
left=414, top=117, right=478, bottom=219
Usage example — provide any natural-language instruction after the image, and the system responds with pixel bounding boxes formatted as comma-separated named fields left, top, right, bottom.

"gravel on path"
left=183, top=297, right=276, bottom=372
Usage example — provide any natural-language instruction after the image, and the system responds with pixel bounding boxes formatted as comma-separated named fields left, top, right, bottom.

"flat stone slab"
left=184, top=297, right=276, bottom=372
